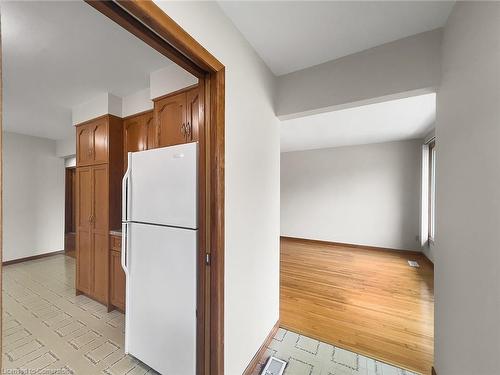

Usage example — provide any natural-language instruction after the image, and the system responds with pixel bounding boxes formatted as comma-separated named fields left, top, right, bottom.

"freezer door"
left=129, top=142, right=198, bottom=229
left=126, top=222, right=197, bottom=375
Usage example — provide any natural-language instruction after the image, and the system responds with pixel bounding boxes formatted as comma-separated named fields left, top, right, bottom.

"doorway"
left=277, top=96, right=436, bottom=374
left=0, top=1, right=225, bottom=374
left=65, top=167, right=76, bottom=258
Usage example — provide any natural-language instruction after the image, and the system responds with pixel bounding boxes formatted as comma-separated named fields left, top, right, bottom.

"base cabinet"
left=109, top=234, right=125, bottom=311
left=76, top=227, right=92, bottom=295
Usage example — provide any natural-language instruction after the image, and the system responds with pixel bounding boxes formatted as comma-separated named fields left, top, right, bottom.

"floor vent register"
left=261, top=356, right=287, bottom=375
left=408, top=260, right=420, bottom=268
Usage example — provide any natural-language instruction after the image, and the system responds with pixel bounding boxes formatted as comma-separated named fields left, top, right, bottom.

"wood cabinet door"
left=92, top=232, right=108, bottom=303
left=123, top=115, right=147, bottom=171
left=145, top=112, right=157, bottom=150
left=91, top=165, right=109, bottom=303
left=76, top=125, right=93, bottom=166
left=155, top=92, right=187, bottom=147
left=76, top=167, right=92, bottom=294
left=90, top=118, right=109, bottom=165
left=110, top=250, right=125, bottom=311
left=186, top=87, right=200, bottom=142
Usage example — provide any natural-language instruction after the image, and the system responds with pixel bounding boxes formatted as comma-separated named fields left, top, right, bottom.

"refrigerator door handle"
left=121, top=222, right=130, bottom=354
left=122, top=153, right=132, bottom=221
left=121, top=223, right=130, bottom=276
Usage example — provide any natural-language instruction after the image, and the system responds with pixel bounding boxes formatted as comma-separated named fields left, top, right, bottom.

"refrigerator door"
left=126, top=222, right=197, bottom=375
left=128, top=142, right=198, bottom=229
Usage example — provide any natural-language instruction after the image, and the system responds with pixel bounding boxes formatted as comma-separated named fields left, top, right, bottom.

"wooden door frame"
left=84, top=2, right=225, bottom=375
left=0, top=1, right=224, bottom=374
left=64, top=167, right=76, bottom=235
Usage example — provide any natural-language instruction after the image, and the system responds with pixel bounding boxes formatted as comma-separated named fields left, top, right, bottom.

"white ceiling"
left=2, top=1, right=170, bottom=140
left=219, top=1, right=454, bottom=76
left=281, top=93, right=435, bottom=153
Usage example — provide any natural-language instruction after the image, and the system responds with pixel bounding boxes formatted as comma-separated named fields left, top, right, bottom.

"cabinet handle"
left=181, top=122, right=191, bottom=141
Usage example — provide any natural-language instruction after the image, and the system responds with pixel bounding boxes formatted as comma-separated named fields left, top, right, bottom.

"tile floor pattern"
left=253, top=328, right=420, bottom=375
left=2, top=255, right=419, bottom=375
left=2, top=254, right=158, bottom=374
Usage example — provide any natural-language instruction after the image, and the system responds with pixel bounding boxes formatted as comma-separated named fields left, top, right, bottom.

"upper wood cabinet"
left=76, top=125, right=94, bottom=166
left=155, top=92, right=187, bottom=148
left=186, top=87, right=200, bottom=143
left=124, top=114, right=147, bottom=153
left=153, top=86, right=199, bottom=148
left=145, top=113, right=157, bottom=149
left=93, top=119, right=109, bottom=164
left=123, top=110, right=154, bottom=172
left=76, top=115, right=122, bottom=167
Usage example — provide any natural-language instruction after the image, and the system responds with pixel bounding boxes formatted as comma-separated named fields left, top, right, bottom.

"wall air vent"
left=408, top=260, right=420, bottom=268
left=261, top=356, right=287, bottom=375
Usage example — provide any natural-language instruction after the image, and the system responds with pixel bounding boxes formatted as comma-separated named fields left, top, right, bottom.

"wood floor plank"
left=280, top=237, right=434, bottom=375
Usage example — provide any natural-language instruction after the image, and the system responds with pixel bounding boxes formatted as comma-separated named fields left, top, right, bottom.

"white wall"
left=277, top=29, right=442, bottom=119
left=3, top=132, right=65, bottom=262
left=153, top=2, right=280, bottom=374
left=434, top=3, right=500, bottom=374
left=122, top=88, right=153, bottom=118
left=56, top=135, right=76, bottom=158
left=72, top=65, right=196, bottom=122
left=150, top=64, right=198, bottom=100
left=72, top=92, right=122, bottom=125
left=281, top=140, right=422, bottom=250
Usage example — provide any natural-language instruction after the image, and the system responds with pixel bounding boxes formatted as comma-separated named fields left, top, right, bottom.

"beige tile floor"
left=253, top=328, right=420, bottom=375
left=2, top=254, right=158, bottom=375
left=3, top=254, right=419, bottom=375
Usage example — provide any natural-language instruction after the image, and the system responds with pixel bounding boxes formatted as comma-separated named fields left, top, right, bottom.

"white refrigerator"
left=121, top=142, right=198, bottom=375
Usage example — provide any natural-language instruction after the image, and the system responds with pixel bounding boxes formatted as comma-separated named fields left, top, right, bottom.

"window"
left=428, top=140, right=436, bottom=241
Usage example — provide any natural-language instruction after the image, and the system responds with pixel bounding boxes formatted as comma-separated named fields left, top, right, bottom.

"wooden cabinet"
left=76, top=166, right=92, bottom=295
left=76, top=164, right=110, bottom=304
left=153, top=86, right=199, bottom=148
left=155, top=92, right=186, bottom=147
left=76, top=125, right=94, bottom=166
left=146, top=113, right=157, bottom=149
left=74, top=86, right=199, bottom=308
left=75, top=115, right=122, bottom=306
left=76, top=116, right=109, bottom=166
left=123, top=110, right=154, bottom=172
left=186, top=87, right=200, bottom=143
left=93, top=119, right=109, bottom=164
left=109, top=233, right=125, bottom=311
left=91, top=164, right=109, bottom=303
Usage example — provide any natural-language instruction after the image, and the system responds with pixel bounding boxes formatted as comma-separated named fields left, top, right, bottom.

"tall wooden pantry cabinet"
left=75, top=114, right=123, bottom=305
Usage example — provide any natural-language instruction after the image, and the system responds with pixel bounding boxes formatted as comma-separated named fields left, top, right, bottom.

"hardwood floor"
left=280, top=237, right=434, bottom=375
